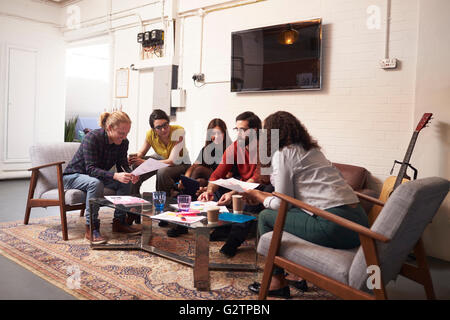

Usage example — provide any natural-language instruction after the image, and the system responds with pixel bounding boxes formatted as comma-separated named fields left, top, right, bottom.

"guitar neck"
left=393, top=131, right=419, bottom=190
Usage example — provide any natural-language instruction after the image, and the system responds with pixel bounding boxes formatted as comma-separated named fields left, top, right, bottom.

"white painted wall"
left=177, top=0, right=419, bottom=184
left=0, top=0, right=65, bottom=178
left=413, top=0, right=450, bottom=262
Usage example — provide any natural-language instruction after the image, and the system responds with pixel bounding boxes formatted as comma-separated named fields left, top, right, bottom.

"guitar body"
left=368, top=176, right=409, bottom=225
left=367, top=113, right=432, bottom=226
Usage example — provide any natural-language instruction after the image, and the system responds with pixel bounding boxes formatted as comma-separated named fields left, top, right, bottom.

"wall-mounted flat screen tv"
left=231, top=18, right=322, bottom=92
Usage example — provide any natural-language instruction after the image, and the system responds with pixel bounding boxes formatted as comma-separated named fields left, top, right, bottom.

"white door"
left=4, top=45, right=37, bottom=162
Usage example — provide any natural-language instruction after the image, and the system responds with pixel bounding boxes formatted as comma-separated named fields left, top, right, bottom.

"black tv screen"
left=231, top=18, right=322, bottom=92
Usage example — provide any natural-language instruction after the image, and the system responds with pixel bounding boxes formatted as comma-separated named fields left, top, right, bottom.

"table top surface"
left=89, top=195, right=255, bottom=230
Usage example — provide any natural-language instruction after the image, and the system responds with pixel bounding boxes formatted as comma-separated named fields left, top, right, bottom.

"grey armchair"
left=257, top=177, right=449, bottom=300
left=24, top=143, right=115, bottom=241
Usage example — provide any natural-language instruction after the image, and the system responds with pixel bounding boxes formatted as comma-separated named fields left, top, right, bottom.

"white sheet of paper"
left=131, top=157, right=169, bottom=176
left=210, top=178, right=260, bottom=193
left=150, top=212, right=206, bottom=224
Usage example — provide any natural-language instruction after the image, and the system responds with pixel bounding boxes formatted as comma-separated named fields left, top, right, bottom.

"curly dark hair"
left=264, top=111, right=320, bottom=158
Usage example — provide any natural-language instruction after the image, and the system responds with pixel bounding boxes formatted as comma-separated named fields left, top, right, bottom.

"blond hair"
left=99, top=111, right=131, bottom=129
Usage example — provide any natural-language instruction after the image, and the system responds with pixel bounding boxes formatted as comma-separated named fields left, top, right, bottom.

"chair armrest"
left=28, top=161, right=65, bottom=171
left=354, top=191, right=385, bottom=207
left=273, top=192, right=390, bottom=243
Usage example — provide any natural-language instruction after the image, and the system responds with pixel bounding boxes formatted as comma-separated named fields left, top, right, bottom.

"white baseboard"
left=0, top=170, right=31, bottom=180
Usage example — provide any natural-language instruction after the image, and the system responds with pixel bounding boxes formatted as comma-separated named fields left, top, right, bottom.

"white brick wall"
left=173, top=0, right=420, bottom=192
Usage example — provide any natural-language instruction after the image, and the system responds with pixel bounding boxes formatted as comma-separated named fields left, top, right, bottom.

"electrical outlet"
left=379, top=58, right=397, bottom=69
left=192, top=73, right=205, bottom=82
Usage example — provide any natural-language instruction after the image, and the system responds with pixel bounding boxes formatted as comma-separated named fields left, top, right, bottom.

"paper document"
left=131, top=157, right=169, bottom=176
left=151, top=212, right=206, bottom=225
left=105, top=196, right=149, bottom=205
left=210, top=178, right=260, bottom=193
left=170, top=201, right=228, bottom=213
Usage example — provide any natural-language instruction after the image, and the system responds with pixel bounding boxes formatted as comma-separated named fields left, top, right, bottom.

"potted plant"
left=64, top=116, right=78, bottom=142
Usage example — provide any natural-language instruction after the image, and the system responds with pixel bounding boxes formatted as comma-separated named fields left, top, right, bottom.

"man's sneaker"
left=112, top=218, right=142, bottom=235
left=167, top=225, right=188, bottom=237
left=158, top=220, right=169, bottom=227
left=85, top=225, right=107, bottom=244
left=126, top=213, right=141, bottom=225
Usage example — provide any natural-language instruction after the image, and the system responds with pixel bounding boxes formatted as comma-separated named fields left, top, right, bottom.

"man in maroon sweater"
left=198, top=111, right=262, bottom=205
left=197, top=111, right=272, bottom=257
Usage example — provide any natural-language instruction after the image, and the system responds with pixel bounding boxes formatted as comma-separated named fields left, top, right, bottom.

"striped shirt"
left=63, top=128, right=131, bottom=182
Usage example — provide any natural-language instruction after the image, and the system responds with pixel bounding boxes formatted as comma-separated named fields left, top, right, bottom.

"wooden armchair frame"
left=24, top=161, right=85, bottom=241
left=258, top=191, right=436, bottom=300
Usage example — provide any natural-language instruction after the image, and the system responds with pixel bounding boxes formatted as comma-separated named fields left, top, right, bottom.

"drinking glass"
left=152, top=191, right=166, bottom=214
left=177, top=195, right=192, bottom=212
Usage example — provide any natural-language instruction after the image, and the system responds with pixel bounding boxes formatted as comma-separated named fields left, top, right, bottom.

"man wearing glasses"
left=129, top=109, right=190, bottom=196
left=198, top=111, right=270, bottom=257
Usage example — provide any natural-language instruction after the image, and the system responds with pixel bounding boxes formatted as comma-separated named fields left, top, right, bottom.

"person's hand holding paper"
left=210, top=178, right=259, bottom=193
left=131, top=157, right=169, bottom=176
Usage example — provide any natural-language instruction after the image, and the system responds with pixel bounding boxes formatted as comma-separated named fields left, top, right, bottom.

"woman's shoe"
left=247, top=282, right=291, bottom=299
left=158, top=221, right=169, bottom=227
left=289, top=279, right=308, bottom=292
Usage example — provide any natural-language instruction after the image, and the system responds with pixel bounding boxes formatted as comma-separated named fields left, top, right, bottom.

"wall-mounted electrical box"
left=137, top=29, right=164, bottom=59
left=379, top=58, right=397, bottom=69
left=153, top=65, right=179, bottom=114
left=171, top=88, right=186, bottom=108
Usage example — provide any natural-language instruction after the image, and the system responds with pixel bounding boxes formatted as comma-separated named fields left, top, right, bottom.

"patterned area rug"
left=0, top=209, right=336, bottom=300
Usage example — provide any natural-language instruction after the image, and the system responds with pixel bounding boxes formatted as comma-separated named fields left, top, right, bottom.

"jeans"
left=63, top=173, right=132, bottom=226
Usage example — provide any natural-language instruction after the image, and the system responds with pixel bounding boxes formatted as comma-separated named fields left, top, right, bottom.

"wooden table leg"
left=193, top=228, right=210, bottom=291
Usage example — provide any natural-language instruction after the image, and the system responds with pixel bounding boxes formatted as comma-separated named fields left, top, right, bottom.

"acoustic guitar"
left=368, top=113, right=433, bottom=225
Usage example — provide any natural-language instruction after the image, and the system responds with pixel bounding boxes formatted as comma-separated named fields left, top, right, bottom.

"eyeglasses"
left=154, top=122, right=169, bottom=131
left=233, top=127, right=250, bottom=134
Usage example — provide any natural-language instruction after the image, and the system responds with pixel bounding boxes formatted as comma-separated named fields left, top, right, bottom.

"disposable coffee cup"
left=232, top=195, right=244, bottom=214
left=207, top=206, right=220, bottom=224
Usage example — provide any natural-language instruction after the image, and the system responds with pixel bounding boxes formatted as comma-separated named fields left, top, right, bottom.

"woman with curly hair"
left=244, top=111, right=369, bottom=299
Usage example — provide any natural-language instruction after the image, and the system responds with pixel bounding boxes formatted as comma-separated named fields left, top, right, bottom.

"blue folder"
left=218, top=212, right=256, bottom=223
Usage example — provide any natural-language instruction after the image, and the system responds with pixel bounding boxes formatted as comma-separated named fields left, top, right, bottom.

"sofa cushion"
left=333, top=163, right=368, bottom=191
left=258, top=231, right=358, bottom=284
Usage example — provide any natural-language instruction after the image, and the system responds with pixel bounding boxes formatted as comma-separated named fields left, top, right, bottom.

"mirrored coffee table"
left=88, top=195, right=259, bottom=291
